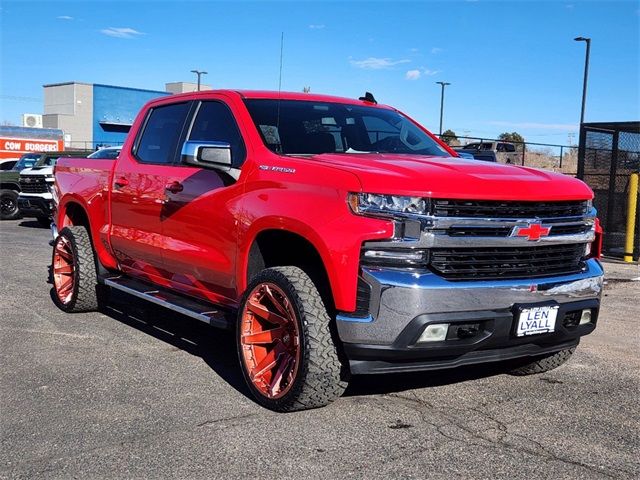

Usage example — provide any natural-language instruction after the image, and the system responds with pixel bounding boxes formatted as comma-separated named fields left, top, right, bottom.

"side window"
left=188, top=101, right=246, bottom=167
left=135, top=102, right=190, bottom=164
left=505, top=143, right=516, bottom=152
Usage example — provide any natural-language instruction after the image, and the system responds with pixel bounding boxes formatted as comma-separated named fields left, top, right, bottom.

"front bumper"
left=17, top=194, right=52, bottom=218
left=337, top=259, right=603, bottom=374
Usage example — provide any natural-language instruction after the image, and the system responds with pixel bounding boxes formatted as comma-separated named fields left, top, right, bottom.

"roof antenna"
left=275, top=32, right=284, bottom=153
left=359, top=92, right=377, bottom=104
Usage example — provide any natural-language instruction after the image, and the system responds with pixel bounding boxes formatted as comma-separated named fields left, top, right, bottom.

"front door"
left=158, top=100, right=247, bottom=305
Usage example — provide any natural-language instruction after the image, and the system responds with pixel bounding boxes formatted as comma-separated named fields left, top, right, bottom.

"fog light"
left=579, top=309, right=592, bottom=325
left=418, top=323, right=449, bottom=342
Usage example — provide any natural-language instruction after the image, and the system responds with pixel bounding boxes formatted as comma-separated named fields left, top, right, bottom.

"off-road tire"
left=509, top=347, right=575, bottom=376
left=237, top=266, right=347, bottom=412
left=0, top=189, right=20, bottom=220
left=51, top=226, right=101, bottom=313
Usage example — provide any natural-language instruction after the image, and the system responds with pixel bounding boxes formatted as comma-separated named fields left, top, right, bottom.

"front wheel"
left=237, top=266, right=347, bottom=412
left=0, top=189, right=20, bottom=220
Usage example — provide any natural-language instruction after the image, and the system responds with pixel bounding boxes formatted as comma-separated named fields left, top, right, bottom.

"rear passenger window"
left=188, top=101, right=246, bottom=168
left=135, top=102, right=190, bottom=164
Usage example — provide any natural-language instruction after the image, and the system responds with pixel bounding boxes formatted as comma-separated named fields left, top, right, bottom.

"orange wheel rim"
left=53, top=236, right=75, bottom=305
left=240, top=283, right=301, bottom=399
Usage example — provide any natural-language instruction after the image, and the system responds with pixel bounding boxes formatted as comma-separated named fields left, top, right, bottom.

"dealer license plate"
left=516, top=305, right=558, bottom=337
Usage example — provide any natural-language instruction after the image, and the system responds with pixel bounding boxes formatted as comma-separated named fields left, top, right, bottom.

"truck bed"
left=54, top=157, right=115, bottom=257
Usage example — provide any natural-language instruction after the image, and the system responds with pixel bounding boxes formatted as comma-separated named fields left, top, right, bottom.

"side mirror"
left=181, top=141, right=232, bottom=171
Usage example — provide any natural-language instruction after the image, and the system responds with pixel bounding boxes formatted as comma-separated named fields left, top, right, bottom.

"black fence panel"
left=578, top=122, right=640, bottom=258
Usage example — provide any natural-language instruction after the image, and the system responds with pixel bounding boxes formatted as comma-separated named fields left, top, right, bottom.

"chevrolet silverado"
left=52, top=90, right=604, bottom=411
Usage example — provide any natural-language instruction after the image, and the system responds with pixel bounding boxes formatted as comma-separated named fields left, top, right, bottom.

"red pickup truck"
left=52, top=90, right=604, bottom=412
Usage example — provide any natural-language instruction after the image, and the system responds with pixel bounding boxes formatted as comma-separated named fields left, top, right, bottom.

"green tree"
left=498, top=132, right=526, bottom=151
left=441, top=129, right=460, bottom=146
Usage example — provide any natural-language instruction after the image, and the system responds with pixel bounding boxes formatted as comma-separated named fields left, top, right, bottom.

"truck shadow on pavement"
left=19, top=219, right=49, bottom=229
left=70, top=288, right=510, bottom=403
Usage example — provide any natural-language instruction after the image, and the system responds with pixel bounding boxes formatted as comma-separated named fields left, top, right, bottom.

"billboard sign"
left=0, top=137, right=64, bottom=159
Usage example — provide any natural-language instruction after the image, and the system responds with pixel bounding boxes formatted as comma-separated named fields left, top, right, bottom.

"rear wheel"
left=508, top=347, right=575, bottom=376
left=0, top=189, right=20, bottom=220
left=237, top=266, right=347, bottom=412
left=51, top=226, right=101, bottom=313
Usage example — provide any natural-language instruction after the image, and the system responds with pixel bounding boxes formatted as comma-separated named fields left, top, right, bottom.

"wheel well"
left=247, top=230, right=334, bottom=312
left=60, top=202, right=110, bottom=276
left=61, top=202, right=90, bottom=229
left=0, top=182, right=20, bottom=192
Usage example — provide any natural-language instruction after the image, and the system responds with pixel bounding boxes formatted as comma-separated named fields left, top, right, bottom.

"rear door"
left=110, top=101, right=191, bottom=284
left=157, top=99, right=248, bottom=305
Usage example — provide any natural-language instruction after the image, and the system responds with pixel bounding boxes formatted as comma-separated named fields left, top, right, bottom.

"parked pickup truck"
left=0, top=153, right=41, bottom=220
left=454, top=141, right=520, bottom=163
left=18, top=151, right=92, bottom=226
left=52, top=90, right=604, bottom=412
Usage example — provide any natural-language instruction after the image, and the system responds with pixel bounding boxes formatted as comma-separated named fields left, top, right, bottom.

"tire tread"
left=509, top=347, right=575, bottom=376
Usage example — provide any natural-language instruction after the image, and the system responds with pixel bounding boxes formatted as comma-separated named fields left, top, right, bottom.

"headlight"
left=361, top=247, right=428, bottom=267
left=585, top=199, right=593, bottom=212
left=348, top=193, right=430, bottom=217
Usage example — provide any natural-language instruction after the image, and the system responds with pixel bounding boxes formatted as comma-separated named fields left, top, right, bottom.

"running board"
left=103, top=276, right=235, bottom=330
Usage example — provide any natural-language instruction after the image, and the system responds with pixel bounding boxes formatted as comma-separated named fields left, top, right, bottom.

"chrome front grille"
left=424, top=200, right=594, bottom=280
left=441, top=223, right=592, bottom=238
left=362, top=199, right=597, bottom=281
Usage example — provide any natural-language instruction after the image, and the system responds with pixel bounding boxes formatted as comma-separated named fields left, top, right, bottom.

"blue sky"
left=1, top=0, right=638, bottom=146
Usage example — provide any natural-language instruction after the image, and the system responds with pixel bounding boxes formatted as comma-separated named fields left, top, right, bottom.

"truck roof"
left=166, top=89, right=392, bottom=108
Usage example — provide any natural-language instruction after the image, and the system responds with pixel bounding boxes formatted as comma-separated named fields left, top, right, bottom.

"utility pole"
left=574, top=37, right=591, bottom=125
left=190, top=69, right=208, bottom=91
left=436, top=81, right=451, bottom=135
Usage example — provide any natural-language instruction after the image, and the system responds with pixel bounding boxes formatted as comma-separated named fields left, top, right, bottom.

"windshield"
left=41, top=156, right=61, bottom=166
left=13, top=154, right=40, bottom=171
left=244, top=99, right=449, bottom=157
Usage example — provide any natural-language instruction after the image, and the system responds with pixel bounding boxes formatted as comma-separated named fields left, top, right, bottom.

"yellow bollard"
left=624, top=172, right=639, bottom=263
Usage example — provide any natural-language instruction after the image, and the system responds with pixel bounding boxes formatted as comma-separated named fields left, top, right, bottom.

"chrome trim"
left=369, top=208, right=597, bottom=248
left=180, top=140, right=231, bottom=162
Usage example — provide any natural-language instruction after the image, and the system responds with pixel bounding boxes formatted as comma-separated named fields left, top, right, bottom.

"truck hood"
left=21, top=166, right=53, bottom=175
left=309, top=153, right=592, bottom=201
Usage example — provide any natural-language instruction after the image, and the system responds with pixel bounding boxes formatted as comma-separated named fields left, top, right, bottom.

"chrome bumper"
left=337, top=259, right=603, bottom=345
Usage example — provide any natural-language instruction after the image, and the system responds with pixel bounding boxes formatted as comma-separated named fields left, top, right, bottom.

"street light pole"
left=574, top=37, right=591, bottom=125
left=436, top=81, right=451, bottom=135
left=190, top=69, right=208, bottom=91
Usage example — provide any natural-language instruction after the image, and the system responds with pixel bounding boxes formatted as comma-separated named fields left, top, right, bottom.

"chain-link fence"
left=437, top=135, right=579, bottom=175
left=578, top=122, right=640, bottom=258
left=64, top=141, right=125, bottom=152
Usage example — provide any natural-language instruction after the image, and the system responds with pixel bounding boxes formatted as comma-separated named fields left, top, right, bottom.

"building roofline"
left=93, top=83, right=169, bottom=95
left=43, top=81, right=93, bottom=88
left=43, top=81, right=168, bottom=95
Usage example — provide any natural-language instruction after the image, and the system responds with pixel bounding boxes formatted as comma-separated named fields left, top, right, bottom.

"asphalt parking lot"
left=1, top=219, right=639, bottom=479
